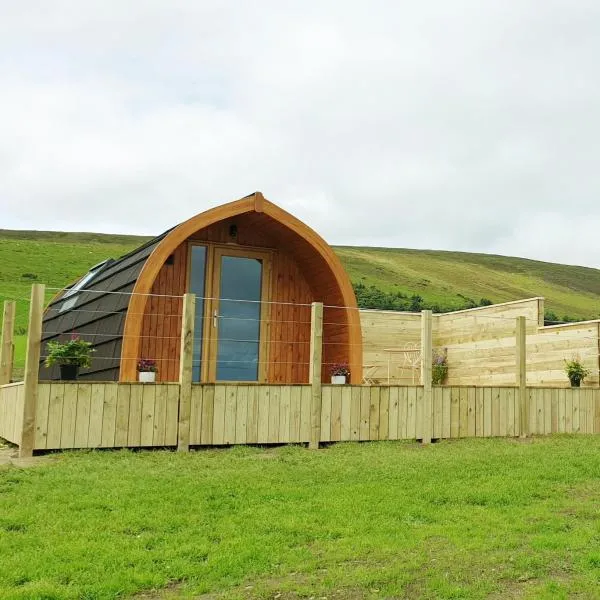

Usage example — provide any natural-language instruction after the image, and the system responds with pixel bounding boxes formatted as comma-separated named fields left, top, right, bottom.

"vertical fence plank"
left=398, top=386, right=408, bottom=439
left=213, top=385, right=227, bottom=444
left=165, top=384, right=180, bottom=445
left=388, top=387, right=399, bottom=440
left=245, top=386, right=258, bottom=444
left=475, top=388, right=484, bottom=437
left=543, top=388, right=552, bottom=434
left=236, top=385, right=248, bottom=444
left=432, top=388, right=442, bottom=439
left=350, top=386, right=361, bottom=441
left=300, top=386, right=311, bottom=442
left=115, top=384, right=131, bottom=447
left=406, top=387, right=417, bottom=439
left=139, top=384, right=155, bottom=447
left=467, top=387, right=476, bottom=437
left=340, top=386, right=352, bottom=441
left=309, top=302, right=323, bottom=449
left=100, top=384, right=118, bottom=447
left=152, top=384, right=167, bottom=447
left=290, top=386, right=302, bottom=442
left=20, top=283, right=44, bottom=457
left=46, top=383, right=64, bottom=449
left=482, top=388, right=492, bottom=437
left=126, top=384, right=142, bottom=447
left=450, top=387, right=460, bottom=438
left=0, top=301, right=16, bottom=385
left=441, top=387, right=451, bottom=439
left=587, top=389, right=594, bottom=434
left=330, top=386, right=342, bottom=441
left=551, top=389, right=559, bottom=434
left=536, top=389, right=544, bottom=435
left=458, top=387, right=469, bottom=438
left=506, top=388, right=515, bottom=437
left=379, top=387, right=389, bottom=441
left=224, top=385, right=237, bottom=445
left=200, top=385, right=215, bottom=445
left=268, top=386, right=280, bottom=444
left=278, top=386, right=291, bottom=443
left=492, top=388, right=501, bottom=437
left=189, top=385, right=202, bottom=445
left=74, top=383, right=92, bottom=448
left=178, top=293, right=195, bottom=451
left=572, top=390, right=580, bottom=433
left=369, top=387, right=380, bottom=441
left=565, top=389, right=573, bottom=433
left=359, top=386, right=370, bottom=441
left=60, top=384, right=78, bottom=449
left=34, top=383, right=50, bottom=450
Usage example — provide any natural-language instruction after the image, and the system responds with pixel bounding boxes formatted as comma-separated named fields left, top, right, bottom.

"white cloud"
left=1, top=1, right=600, bottom=267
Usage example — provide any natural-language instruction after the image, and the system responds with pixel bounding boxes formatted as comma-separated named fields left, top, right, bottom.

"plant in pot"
left=432, top=348, right=448, bottom=385
left=330, top=363, right=350, bottom=385
left=137, top=359, right=158, bottom=383
left=45, top=335, right=94, bottom=380
left=564, top=356, right=589, bottom=388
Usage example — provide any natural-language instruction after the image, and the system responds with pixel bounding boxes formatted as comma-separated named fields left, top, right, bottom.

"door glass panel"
left=189, top=246, right=206, bottom=382
left=217, top=256, right=262, bottom=381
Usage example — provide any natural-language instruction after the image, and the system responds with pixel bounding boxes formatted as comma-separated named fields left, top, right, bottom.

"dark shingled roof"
left=39, top=230, right=171, bottom=381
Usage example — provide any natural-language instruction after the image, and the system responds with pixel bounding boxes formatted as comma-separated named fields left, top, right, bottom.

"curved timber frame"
left=119, top=192, right=362, bottom=383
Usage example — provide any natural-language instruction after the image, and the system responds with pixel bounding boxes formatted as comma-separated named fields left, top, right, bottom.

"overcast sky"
left=2, top=1, right=600, bottom=267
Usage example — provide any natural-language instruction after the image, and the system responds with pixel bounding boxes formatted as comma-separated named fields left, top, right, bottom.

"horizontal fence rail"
left=1, top=382, right=599, bottom=451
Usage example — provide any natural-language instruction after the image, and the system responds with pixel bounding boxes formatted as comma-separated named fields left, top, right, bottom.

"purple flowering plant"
left=432, top=348, right=448, bottom=385
left=330, top=362, right=350, bottom=377
left=137, top=359, right=158, bottom=373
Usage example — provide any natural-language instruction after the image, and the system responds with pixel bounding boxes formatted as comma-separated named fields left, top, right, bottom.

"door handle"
left=213, top=309, right=218, bottom=328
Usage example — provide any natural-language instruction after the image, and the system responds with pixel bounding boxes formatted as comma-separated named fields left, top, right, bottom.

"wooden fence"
left=1, top=288, right=600, bottom=454
left=0, top=382, right=24, bottom=445
left=1, top=382, right=598, bottom=452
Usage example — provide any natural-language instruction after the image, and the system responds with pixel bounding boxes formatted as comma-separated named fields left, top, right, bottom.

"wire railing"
left=2, top=287, right=600, bottom=387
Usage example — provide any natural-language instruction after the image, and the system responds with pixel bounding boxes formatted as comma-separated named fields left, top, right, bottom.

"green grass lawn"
left=1, top=437, right=600, bottom=599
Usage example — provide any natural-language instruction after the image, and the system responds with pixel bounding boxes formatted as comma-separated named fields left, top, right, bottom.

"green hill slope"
left=2, top=230, right=600, bottom=339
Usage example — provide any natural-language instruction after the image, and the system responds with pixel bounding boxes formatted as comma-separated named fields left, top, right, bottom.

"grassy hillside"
left=337, top=246, right=600, bottom=321
left=2, top=230, right=600, bottom=340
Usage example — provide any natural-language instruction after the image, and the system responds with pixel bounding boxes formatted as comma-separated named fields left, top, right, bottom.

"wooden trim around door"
left=207, top=247, right=273, bottom=383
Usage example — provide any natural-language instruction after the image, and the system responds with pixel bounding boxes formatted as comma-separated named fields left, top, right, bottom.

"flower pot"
left=331, top=375, right=346, bottom=385
left=139, top=371, right=156, bottom=383
left=570, top=378, right=581, bottom=388
left=59, top=364, right=79, bottom=381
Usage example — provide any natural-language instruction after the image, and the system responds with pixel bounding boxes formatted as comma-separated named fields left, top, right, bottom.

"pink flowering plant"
left=137, top=359, right=158, bottom=373
left=330, top=363, right=350, bottom=378
left=432, top=348, right=448, bottom=385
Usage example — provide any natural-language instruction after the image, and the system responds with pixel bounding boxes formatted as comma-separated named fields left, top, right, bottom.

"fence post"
left=177, top=293, right=195, bottom=452
left=516, top=316, right=528, bottom=437
left=309, top=302, right=324, bottom=449
left=0, top=301, right=16, bottom=385
left=20, top=284, right=45, bottom=458
left=421, top=310, right=433, bottom=444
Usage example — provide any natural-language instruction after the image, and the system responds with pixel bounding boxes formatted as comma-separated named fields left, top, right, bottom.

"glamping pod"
left=40, top=192, right=362, bottom=384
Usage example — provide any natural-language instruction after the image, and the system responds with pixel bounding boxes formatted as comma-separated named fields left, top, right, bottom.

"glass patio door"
left=189, top=244, right=271, bottom=382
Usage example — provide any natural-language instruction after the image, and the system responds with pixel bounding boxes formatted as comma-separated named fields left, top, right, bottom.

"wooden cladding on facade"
left=137, top=210, right=353, bottom=384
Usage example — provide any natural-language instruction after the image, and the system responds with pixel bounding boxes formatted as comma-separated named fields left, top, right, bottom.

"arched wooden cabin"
left=40, top=192, right=362, bottom=384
